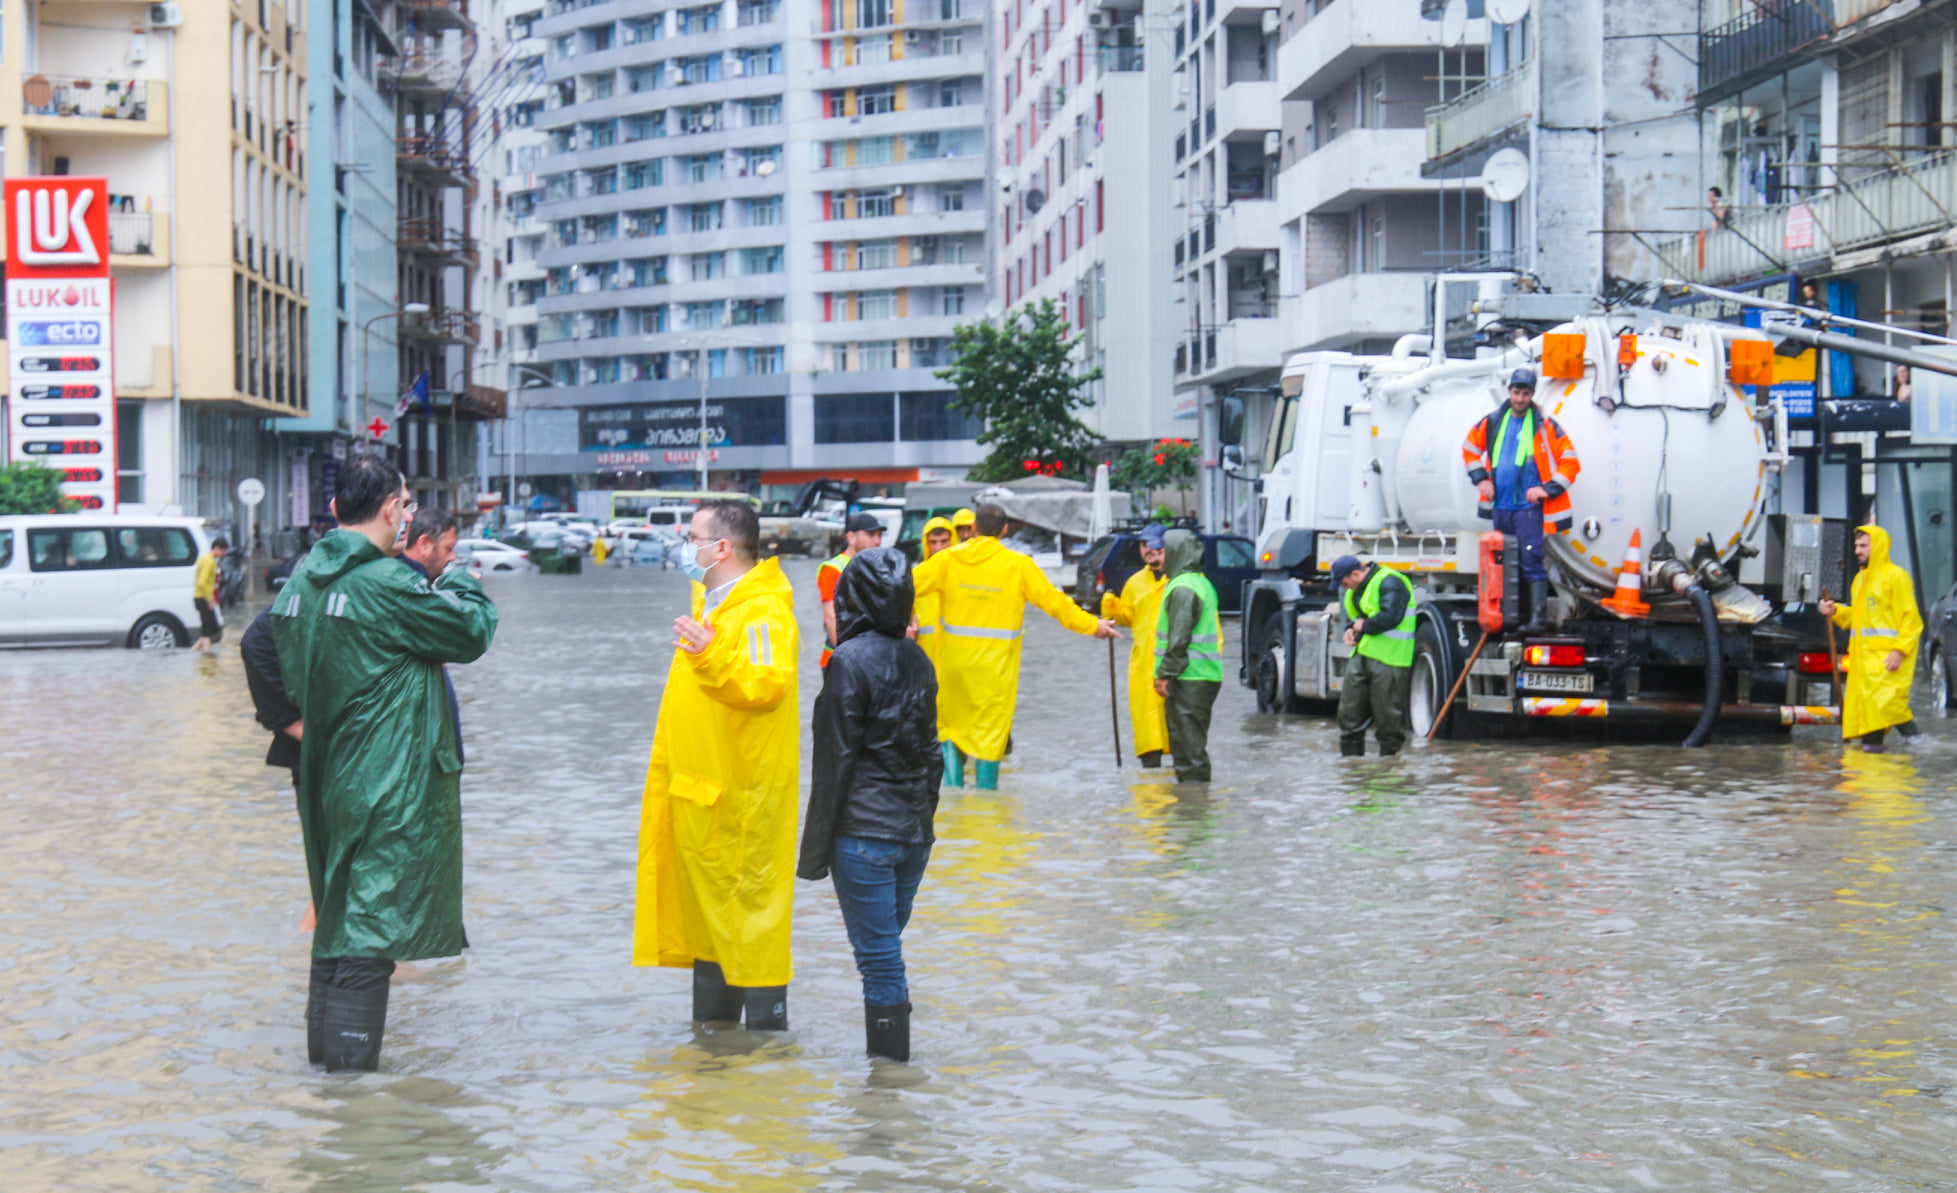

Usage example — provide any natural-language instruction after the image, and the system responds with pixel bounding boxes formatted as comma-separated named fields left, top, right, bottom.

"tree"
left=937, top=298, right=1104, bottom=482
left=0, top=461, right=78, bottom=516
left=1110, top=438, right=1200, bottom=520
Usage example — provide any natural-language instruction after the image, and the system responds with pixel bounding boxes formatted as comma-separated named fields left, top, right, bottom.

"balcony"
left=1212, top=198, right=1278, bottom=258
left=1424, top=59, right=1532, bottom=165
left=1290, top=271, right=1428, bottom=351
left=384, top=51, right=472, bottom=103
left=1645, top=147, right=1957, bottom=287
left=21, top=76, right=165, bottom=136
left=1283, top=128, right=1434, bottom=220
left=1180, top=318, right=1282, bottom=383
left=398, top=216, right=479, bottom=266
left=1279, top=0, right=1480, bottom=102
left=401, top=309, right=482, bottom=346
left=1214, top=80, right=1278, bottom=142
left=397, top=135, right=474, bottom=187
left=395, top=0, right=475, bottom=35
left=1697, top=0, right=1833, bottom=106
left=108, top=210, right=169, bottom=269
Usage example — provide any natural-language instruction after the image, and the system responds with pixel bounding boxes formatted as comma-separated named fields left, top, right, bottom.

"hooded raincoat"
left=911, top=534, right=1100, bottom=761
left=913, top=515, right=955, bottom=668
left=1101, top=561, right=1170, bottom=759
left=1830, top=524, right=1923, bottom=739
left=271, top=530, right=499, bottom=960
left=633, top=557, right=800, bottom=987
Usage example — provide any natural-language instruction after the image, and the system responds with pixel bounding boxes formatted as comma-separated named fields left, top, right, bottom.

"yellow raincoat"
left=1101, top=565, right=1170, bottom=759
left=913, top=515, right=955, bottom=669
left=913, top=535, right=1101, bottom=760
left=1829, top=524, right=1922, bottom=739
left=634, top=557, right=799, bottom=986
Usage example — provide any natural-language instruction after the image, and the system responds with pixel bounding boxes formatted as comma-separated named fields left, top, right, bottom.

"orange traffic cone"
left=1601, top=529, right=1651, bottom=617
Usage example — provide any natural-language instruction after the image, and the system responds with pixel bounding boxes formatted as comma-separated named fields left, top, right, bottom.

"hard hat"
left=1508, top=368, right=1538, bottom=391
left=1329, top=555, right=1363, bottom=586
left=951, top=508, right=976, bottom=527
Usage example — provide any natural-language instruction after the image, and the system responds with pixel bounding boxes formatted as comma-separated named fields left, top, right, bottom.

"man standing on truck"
left=1462, top=368, right=1582, bottom=632
left=1819, top=524, right=1923, bottom=752
left=819, top=513, right=885, bottom=669
left=1332, top=554, right=1417, bottom=758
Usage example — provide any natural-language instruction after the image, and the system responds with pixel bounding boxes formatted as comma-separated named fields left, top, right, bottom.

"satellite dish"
left=1486, top=0, right=1531, bottom=25
left=1480, top=148, right=1531, bottom=202
left=1025, top=188, right=1046, bottom=214
left=1440, top=0, right=1467, bottom=47
left=755, top=159, right=777, bottom=176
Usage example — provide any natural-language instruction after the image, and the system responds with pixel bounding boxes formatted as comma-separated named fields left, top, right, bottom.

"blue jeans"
left=1492, top=505, right=1548, bottom=582
left=829, top=835, right=932, bottom=1006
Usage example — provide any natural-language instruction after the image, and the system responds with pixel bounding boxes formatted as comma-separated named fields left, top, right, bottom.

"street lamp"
left=506, top=361, right=553, bottom=525
left=358, top=302, right=430, bottom=441
left=674, top=336, right=714, bottom=491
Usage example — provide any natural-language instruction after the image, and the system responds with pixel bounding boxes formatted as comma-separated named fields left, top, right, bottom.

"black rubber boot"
left=743, top=986, right=788, bottom=1031
left=1139, top=751, right=1163, bottom=768
left=1340, top=737, right=1366, bottom=757
left=692, top=960, right=743, bottom=1023
left=306, top=959, right=331, bottom=1066
left=1520, top=580, right=1551, bottom=632
left=865, top=1001, right=911, bottom=1062
left=320, top=984, right=390, bottom=1073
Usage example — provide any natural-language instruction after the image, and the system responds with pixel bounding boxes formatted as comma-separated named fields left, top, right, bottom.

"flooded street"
left=7, top=556, right=1957, bottom=1191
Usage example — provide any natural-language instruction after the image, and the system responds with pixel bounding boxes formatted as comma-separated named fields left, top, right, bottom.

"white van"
left=0, top=515, right=211, bottom=648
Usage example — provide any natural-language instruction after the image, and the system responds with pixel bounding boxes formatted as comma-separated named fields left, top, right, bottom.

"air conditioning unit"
left=904, top=29, right=924, bottom=43
left=891, top=185, right=905, bottom=197
left=1087, top=9, right=1112, bottom=28
left=1262, top=250, right=1279, bottom=273
left=1263, top=130, right=1281, bottom=156
left=149, top=1, right=184, bottom=27
left=729, top=58, right=746, bottom=76
left=1260, top=8, right=1280, bottom=34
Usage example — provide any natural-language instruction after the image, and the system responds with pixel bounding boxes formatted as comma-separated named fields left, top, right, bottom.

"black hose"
left=1682, top=583, right=1722, bottom=749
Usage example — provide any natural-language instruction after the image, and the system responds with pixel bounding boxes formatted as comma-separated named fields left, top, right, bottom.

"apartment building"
left=994, top=0, right=1178, bottom=447
left=0, top=0, right=308, bottom=526
left=508, top=0, right=989, bottom=503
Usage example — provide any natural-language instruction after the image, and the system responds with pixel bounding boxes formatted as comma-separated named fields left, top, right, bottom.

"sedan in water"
left=455, top=539, right=530, bottom=572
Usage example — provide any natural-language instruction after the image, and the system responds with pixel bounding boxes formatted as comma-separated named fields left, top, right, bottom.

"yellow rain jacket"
left=913, top=534, right=1101, bottom=761
left=634, top=557, right=799, bottom=987
left=1830, top=524, right=1922, bottom=739
left=1101, top=565, right=1170, bottom=759
left=913, top=515, right=955, bottom=669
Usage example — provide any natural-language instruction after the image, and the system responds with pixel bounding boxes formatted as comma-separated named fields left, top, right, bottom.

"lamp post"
left=357, top=302, right=430, bottom=442
left=674, top=336, right=714, bottom=491
left=506, top=361, right=553, bottom=526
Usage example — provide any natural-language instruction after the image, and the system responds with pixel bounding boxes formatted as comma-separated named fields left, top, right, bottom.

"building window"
left=745, top=345, right=783, bottom=373
left=942, top=287, right=965, bottom=316
left=900, top=390, right=982, bottom=440
left=857, top=0, right=892, bottom=27
left=742, top=96, right=783, bottom=125
left=690, top=251, right=726, bottom=280
left=858, top=340, right=897, bottom=369
left=858, top=85, right=896, bottom=116
left=677, top=4, right=721, bottom=34
left=744, top=195, right=783, bottom=225
left=738, top=0, right=781, bottom=25
left=678, top=103, right=720, bottom=134
left=624, top=159, right=662, bottom=189
left=815, top=392, right=895, bottom=442
left=686, top=202, right=724, bottom=231
left=626, top=112, right=664, bottom=140
left=858, top=290, right=897, bottom=320
left=732, top=298, right=784, bottom=324
left=741, top=245, right=783, bottom=273
left=684, top=300, right=723, bottom=328
left=856, top=239, right=896, bottom=269
left=858, top=190, right=895, bottom=218
left=939, top=80, right=964, bottom=107
left=855, top=33, right=891, bottom=64
left=685, top=153, right=722, bottom=183
left=939, top=183, right=964, bottom=212
left=116, top=401, right=143, bottom=505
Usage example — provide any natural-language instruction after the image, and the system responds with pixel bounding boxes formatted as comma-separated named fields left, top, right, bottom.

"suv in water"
left=1074, top=531, right=1259, bottom=614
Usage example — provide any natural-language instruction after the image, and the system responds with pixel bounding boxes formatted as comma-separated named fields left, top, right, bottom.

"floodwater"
left=5, top=557, right=1957, bottom=1192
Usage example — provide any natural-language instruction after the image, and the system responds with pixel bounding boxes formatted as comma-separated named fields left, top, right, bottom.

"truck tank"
left=1387, top=319, right=1773, bottom=594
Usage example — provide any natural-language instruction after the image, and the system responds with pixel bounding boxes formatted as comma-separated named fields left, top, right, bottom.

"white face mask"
left=682, top=537, right=723, bottom=583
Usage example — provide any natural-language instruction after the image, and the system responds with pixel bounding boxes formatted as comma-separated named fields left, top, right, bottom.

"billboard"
left=4, top=178, right=116, bottom=510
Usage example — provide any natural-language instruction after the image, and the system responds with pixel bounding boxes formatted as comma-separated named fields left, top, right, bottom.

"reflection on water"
left=4, top=562, right=1957, bottom=1190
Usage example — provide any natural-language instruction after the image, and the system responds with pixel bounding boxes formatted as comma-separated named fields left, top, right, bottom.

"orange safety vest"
left=1461, top=404, right=1582, bottom=534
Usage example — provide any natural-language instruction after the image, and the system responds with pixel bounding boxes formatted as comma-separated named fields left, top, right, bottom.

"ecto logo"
left=15, top=187, right=99, bottom=266
left=15, top=319, right=105, bottom=347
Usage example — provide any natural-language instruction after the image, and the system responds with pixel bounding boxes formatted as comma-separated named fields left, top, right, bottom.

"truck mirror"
left=1221, top=444, right=1245, bottom=472
left=1218, top=395, right=1245, bottom=446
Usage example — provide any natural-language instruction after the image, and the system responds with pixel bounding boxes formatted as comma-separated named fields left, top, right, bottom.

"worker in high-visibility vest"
left=1150, top=529, right=1223, bottom=783
left=1331, top=554, right=1417, bottom=757
left=1105, top=524, right=1171, bottom=767
left=818, top=513, right=884, bottom=669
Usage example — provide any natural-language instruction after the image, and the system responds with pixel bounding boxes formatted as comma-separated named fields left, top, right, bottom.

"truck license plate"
left=1520, top=671, right=1594, bottom=693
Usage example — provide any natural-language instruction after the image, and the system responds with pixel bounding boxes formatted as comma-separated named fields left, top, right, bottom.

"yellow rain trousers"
left=913, top=535, right=1101, bottom=761
left=913, top=515, right=955, bottom=671
left=634, top=557, right=800, bottom=987
left=1830, top=524, right=1922, bottom=740
left=1101, top=566, right=1170, bottom=759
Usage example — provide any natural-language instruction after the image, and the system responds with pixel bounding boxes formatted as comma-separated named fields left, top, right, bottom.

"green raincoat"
left=273, top=529, right=499, bottom=960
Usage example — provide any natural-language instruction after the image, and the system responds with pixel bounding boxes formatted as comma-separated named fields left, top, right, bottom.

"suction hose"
left=1681, top=581, right=1722, bottom=749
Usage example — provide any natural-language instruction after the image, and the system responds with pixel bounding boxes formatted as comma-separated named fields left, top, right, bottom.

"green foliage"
left=0, top=461, right=79, bottom=516
left=1110, top=438, right=1200, bottom=508
left=936, top=298, right=1104, bottom=482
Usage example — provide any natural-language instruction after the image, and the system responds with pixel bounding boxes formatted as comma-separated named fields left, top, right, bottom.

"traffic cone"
left=1601, top=529, right=1651, bottom=617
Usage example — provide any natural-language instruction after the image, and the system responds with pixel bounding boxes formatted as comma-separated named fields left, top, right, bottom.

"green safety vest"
left=1342, top=566, right=1417, bottom=668
left=1492, top=408, right=1536, bottom=469
left=820, top=551, right=852, bottom=648
left=1155, top=572, right=1224, bottom=682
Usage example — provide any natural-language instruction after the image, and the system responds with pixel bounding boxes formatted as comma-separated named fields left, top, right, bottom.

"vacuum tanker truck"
left=1239, top=289, right=1853, bottom=744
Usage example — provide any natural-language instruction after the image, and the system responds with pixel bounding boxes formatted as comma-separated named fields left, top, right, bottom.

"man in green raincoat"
left=273, top=455, right=499, bottom=1071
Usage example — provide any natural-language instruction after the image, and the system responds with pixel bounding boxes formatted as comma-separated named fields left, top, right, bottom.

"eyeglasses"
left=686, top=533, right=724, bottom=548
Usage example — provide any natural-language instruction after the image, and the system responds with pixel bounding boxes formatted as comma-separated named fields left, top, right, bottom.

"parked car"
left=631, top=530, right=682, bottom=568
left=454, top=538, right=530, bottom=572
left=1073, top=530, right=1259, bottom=615
left=0, top=515, right=213, bottom=649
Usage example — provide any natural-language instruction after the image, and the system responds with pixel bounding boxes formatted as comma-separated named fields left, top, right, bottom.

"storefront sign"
left=580, top=397, right=786, bottom=453
left=5, top=177, right=115, bottom=509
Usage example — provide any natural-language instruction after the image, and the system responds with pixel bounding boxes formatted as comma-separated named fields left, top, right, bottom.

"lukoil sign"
left=5, top=179, right=110, bottom=278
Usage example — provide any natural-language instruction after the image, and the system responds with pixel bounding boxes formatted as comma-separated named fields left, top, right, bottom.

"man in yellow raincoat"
left=1820, top=524, right=1922, bottom=752
left=635, top=499, right=800, bottom=1028
left=912, top=503, right=1118, bottom=788
left=951, top=507, right=977, bottom=543
left=1100, top=525, right=1171, bottom=767
left=912, top=515, right=955, bottom=667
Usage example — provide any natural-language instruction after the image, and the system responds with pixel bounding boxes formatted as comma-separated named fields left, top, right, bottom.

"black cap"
left=1330, top=554, right=1362, bottom=586
left=845, top=513, right=884, bottom=533
left=1509, top=368, right=1537, bottom=391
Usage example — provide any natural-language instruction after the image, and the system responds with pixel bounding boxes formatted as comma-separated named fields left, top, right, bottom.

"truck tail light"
left=1523, top=643, right=1586, bottom=668
left=1797, top=651, right=1834, bottom=674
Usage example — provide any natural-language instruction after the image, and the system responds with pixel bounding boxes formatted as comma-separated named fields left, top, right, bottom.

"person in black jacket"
left=799, top=546, right=941, bottom=1063
left=241, top=605, right=303, bottom=779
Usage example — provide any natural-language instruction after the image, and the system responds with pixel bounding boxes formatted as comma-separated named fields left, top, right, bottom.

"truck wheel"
left=1254, top=616, right=1301, bottom=714
left=1409, top=619, right=1456, bottom=740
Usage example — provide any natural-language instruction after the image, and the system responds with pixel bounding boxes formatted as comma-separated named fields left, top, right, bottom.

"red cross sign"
left=366, top=417, right=389, bottom=438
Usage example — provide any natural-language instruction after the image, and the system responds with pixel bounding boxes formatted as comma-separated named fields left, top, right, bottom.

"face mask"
left=681, top=539, right=721, bottom=583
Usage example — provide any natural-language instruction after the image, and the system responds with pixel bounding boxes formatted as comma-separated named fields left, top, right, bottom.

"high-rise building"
left=502, top=0, right=991, bottom=504
left=0, top=0, right=309, bottom=529
left=993, top=0, right=1179, bottom=448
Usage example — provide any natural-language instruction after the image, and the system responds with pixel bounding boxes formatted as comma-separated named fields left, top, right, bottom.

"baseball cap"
left=1138, top=523, right=1167, bottom=550
left=845, top=512, right=884, bottom=534
left=1508, top=368, right=1538, bottom=391
left=1329, top=555, right=1362, bottom=586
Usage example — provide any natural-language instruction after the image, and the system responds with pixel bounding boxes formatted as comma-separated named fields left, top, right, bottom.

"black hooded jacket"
left=798, top=547, right=942, bottom=880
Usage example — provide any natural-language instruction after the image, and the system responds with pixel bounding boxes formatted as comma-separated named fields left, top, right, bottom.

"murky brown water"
left=4, top=558, right=1956, bottom=1191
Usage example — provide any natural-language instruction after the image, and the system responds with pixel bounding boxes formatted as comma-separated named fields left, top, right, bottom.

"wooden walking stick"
left=1427, top=629, right=1490, bottom=743
left=1823, top=587, right=1841, bottom=710
left=1108, top=637, right=1124, bottom=767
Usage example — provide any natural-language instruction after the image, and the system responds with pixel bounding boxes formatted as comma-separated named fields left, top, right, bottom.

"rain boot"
left=973, top=760, right=1000, bottom=790
left=692, top=959, right=743, bottom=1023
left=319, top=984, right=389, bottom=1073
left=1520, top=580, right=1550, bottom=633
left=941, top=742, right=964, bottom=788
left=306, top=959, right=331, bottom=1066
left=1139, top=751, right=1163, bottom=768
left=744, top=986, right=788, bottom=1031
left=865, top=1001, right=911, bottom=1063
left=1339, top=737, right=1365, bottom=757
